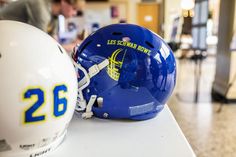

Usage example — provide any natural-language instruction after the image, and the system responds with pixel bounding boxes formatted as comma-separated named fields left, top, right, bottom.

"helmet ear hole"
left=0, top=52, right=2, bottom=58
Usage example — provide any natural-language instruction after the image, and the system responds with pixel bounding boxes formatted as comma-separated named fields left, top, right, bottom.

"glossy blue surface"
left=74, top=23, right=176, bottom=120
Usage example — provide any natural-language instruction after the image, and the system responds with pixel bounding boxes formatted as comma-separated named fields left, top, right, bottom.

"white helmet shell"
left=0, top=21, right=78, bottom=157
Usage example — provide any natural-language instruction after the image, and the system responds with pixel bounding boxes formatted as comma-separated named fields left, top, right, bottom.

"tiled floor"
left=168, top=57, right=236, bottom=157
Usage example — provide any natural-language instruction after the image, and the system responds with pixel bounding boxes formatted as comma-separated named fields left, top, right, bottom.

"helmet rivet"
left=103, top=113, right=109, bottom=118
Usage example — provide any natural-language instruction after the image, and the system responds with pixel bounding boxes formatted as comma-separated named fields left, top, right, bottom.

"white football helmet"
left=0, top=21, right=78, bottom=157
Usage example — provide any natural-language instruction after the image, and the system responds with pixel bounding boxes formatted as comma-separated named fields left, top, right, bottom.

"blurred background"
left=1, top=0, right=236, bottom=156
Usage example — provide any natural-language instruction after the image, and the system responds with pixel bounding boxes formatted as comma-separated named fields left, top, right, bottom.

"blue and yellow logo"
left=107, top=48, right=126, bottom=81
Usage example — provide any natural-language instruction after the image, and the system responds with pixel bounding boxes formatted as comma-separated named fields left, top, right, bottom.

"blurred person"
left=0, top=0, right=7, bottom=7
left=0, top=0, right=85, bottom=52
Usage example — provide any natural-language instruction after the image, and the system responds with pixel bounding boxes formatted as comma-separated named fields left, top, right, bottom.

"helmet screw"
left=103, top=113, right=109, bottom=118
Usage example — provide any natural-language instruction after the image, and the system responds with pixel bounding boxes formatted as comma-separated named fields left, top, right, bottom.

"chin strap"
left=71, top=55, right=109, bottom=119
left=82, top=95, right=97, bottom=118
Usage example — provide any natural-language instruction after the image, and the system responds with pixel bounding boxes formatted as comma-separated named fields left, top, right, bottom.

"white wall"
left=164, top=0, right=182, bottom=41
left=85, top=1, right=128, bottom=26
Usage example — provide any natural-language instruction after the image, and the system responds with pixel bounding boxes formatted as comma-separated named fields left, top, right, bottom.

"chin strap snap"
left=71, top=54, right=109, bottom=119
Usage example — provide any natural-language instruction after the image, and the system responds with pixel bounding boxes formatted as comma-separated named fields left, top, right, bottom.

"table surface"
left=48, top=105, right=196, bottom=157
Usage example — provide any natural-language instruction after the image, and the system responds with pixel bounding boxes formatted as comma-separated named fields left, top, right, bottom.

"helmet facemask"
left=71, top=44, right=109, bottom=118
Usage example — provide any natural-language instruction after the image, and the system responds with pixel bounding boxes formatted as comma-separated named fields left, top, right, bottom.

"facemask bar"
left=71, top=46, right=109, bottom=119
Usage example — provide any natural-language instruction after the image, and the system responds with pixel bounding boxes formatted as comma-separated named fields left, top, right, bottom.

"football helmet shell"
left=73, top=23, right=176, bottom=120
left=0, top=21, right=78, bottom=157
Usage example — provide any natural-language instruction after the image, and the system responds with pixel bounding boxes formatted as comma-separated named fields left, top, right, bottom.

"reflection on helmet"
left=0, top=21, right=78, bottom=157
left=73, top=23, right=176, bottom=120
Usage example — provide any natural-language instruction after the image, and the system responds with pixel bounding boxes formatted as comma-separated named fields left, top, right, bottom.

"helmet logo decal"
left=0, top=139, right=11, bottom=152
left=106, top=39, right=153, bottom=81
left=107, top=48, right=127, bottom=81
left=107, top=40, right=151, bottom=56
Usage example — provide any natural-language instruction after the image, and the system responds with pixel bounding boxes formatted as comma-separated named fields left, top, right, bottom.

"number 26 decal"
left=22, top=84, right=68, bottom=124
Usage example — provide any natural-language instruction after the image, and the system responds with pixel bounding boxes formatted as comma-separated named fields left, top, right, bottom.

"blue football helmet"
left=72, top=24, right=176, bottom=120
